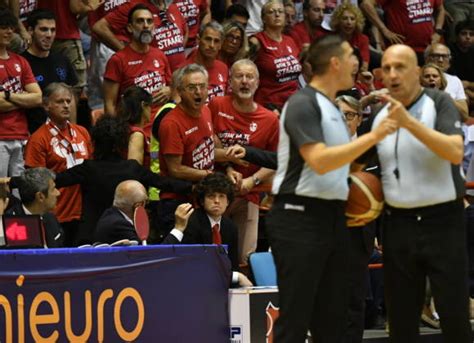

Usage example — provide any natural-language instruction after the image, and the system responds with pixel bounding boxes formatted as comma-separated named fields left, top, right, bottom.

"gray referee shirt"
left=372, top=88, right=464, bottom=208
left=272, top=86, right=351, bottom=200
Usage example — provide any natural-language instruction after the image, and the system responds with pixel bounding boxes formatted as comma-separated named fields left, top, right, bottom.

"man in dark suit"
left=95, top=180, right=190, bottom=245
left=5, top=167, right=64, bottom=248
left=181, top=173, right=252, bottom=286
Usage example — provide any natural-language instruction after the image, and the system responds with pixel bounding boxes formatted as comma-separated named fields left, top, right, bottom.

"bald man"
left=359, top=44, right=471, bottom=342
left=95, top=180, right=192, bottom=244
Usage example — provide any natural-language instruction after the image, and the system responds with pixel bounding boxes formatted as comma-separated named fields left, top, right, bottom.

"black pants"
left=383, top=200, right=472, bottom=343
left=266, top=195, right=349, bottom=343
left=344, top=224, right=375, bottom=343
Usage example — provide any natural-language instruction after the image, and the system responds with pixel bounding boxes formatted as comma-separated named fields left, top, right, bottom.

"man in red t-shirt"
left=103, top=4, right=171, bottom=116
left=185, top=21, right=228, bottom=102
left=24, top=82, right=92, bottom=246
left=93, top=0, right=188, bottom=70
left=289, top=0, right=329, bottom=50
left=158, top=63, right=215, bottom=234
left=0, top=8, right=42, bottom=178
left=361, top=0, right=445, bottom=63
left=209, top=59, right=279, bottom=264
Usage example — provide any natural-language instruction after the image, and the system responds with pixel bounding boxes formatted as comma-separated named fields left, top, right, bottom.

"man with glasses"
left=157, top=63, right=216, bottom=234
left=103, top=4, right=171, bottom=116
left=209, top=59, right=279, bottom=264
left=288, top=0, right=329, bottom=50
left=425, top=42, right=469, bottom=119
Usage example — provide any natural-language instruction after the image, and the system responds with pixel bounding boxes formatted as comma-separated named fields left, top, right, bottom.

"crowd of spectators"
left=0, top=0, right=473, bottom=339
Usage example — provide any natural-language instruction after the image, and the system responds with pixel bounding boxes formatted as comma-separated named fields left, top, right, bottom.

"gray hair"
left=230, top=59, right=260, bottom=79
left=113, top=180, right=147, bottom=210
left=424, top=43, right=451, bottom=61
left=43, top=82, right=73, bottom=102
left=18, top=167, right=55, bottom=205
left=335, top=95, right=361, bottom=112
left=199, top=20, right=224, bottom=40
left=175, top=63, right=209, bottom=90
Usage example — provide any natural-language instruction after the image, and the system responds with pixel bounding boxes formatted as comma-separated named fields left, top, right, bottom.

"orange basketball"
left=346, top=171, right=384, bottom=226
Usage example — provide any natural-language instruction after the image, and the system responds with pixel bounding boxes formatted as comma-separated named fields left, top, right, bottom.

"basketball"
left=346, top=171, right=384, bottom=227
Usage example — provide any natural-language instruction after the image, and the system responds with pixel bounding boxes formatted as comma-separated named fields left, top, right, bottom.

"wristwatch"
left=252, top=175, right=261, bottom=186
left=435, top=28, right=445, bottom=35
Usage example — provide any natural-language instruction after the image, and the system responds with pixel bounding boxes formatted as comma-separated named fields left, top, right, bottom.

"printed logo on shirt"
left=192, top=136, right=215, bottom=170
left=406, top=0, right=434, bottom=24
left=134, top=70, right=165, bottom=95
left=175, top=0, right=199, bottom=26
left=128, top=60, right=143, bottom=65
left=217, top=130, right=250, bottom=147
left=153, top=59, right=160, bottom=68
left=153, top=21, right=185, bottom=56
left=250, top=122, right=257, bottom=132
left=185, top=126, right=198, bottom=135
left=50, top=137, right=86, bottom=169
left=207, top=85, right=226, bottom=102
left=104, top=0, right=129, bottom=12
left=2, top=76, right=23, bottom=93
left=19, top=0, right=37, bottom=18
left=217, top=111, right=234, bottom=120
left=14, top=64, right=21, bottom=73
left=274, top=55, right=302, bottom=83
left=287, top=46, right=293, bottom=54
left=56, top=67, right=67, bottom=81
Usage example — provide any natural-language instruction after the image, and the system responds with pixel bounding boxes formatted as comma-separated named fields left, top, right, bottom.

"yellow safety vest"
left=148, top=102, right=177, bottom=201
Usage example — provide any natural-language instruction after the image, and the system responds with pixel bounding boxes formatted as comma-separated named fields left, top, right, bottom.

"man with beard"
left=103, top=4, right=171, bottom=116
left=22, top=9, right=78, bottom=133
left=93, top=0, right=188, bottom=71
left=288, top=0, right=329, bottom=50
left=185, top=21, right=228, bottom=102
left=208, top=59, right=278, bottom=264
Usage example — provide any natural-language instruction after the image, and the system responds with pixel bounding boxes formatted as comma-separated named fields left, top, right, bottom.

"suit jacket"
left=95, top=206, right=180, bottom=245
left=182, top=208, right=239, bottom=271
left=49, top=157, right=191, bottom=245
left=5, top=200, right=64, bottom=248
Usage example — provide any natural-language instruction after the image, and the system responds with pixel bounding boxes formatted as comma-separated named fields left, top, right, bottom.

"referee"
left=266, top=35, right=398, bottom=342
left=371, top=44, right=471, bottom=342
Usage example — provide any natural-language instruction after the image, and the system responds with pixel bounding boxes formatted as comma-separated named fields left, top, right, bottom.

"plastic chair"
left=249, top=251, right=277, bottom=286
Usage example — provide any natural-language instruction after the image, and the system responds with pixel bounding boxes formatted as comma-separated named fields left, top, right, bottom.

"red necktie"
left=212, top=223, right=222, bottom=244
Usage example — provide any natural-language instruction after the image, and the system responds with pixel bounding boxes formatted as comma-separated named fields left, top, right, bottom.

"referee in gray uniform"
left=266, top=35, right=398, bottom=343
left=370, top=44, right=471, bottom=342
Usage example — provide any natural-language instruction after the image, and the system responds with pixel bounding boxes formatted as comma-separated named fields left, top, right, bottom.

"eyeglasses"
left=343, top=110, right=360, bottom=121
left=429, top=53, right=451, bottom=60
left=225, top=34, right=242, bottom=43
left=265, top=9, right=284, bottom=16
left=183, top=83, right=207, bottom=92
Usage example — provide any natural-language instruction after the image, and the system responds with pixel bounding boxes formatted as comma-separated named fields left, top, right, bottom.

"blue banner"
left=0, top=245, right=231, bottom=342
